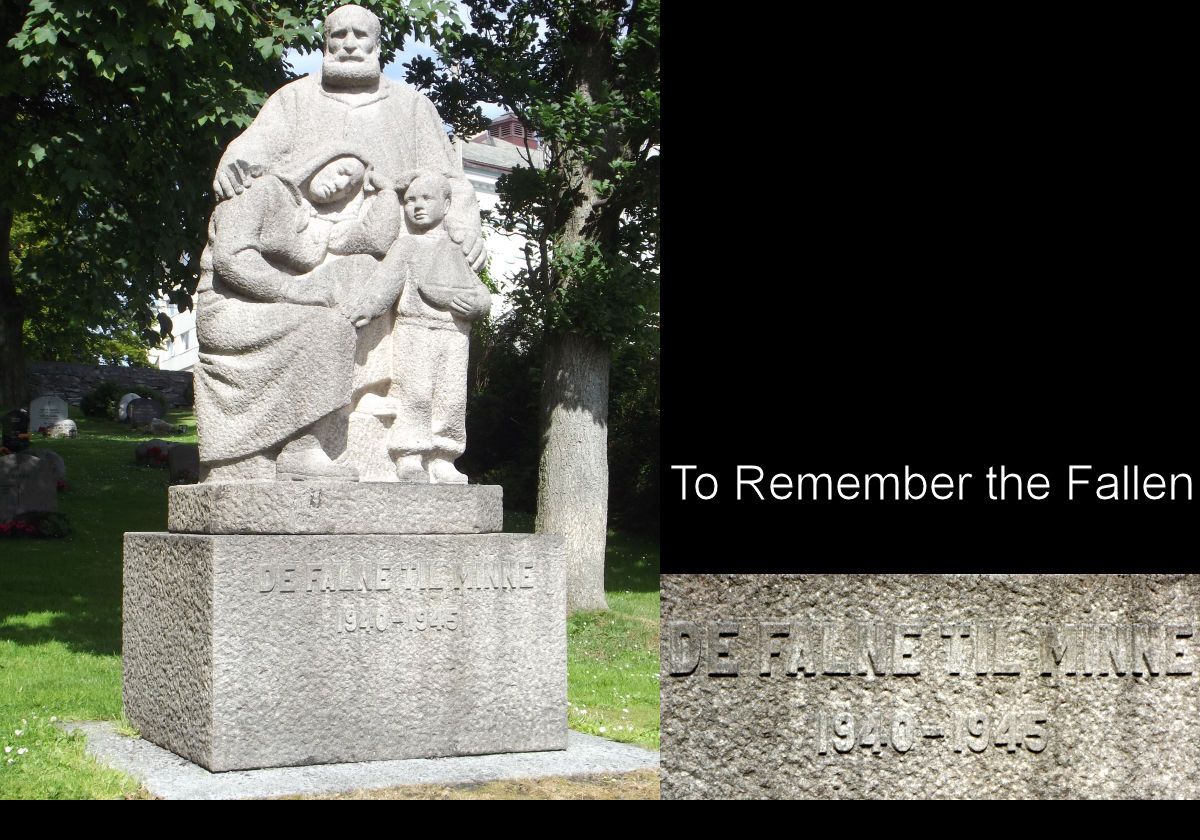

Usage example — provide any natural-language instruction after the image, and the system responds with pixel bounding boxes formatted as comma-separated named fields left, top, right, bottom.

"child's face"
left=403, top=177, right=450, bottom=230
left=309, top=157, right=366, bottom=205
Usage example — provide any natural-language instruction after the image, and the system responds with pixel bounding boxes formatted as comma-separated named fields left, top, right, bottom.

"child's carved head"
left=399, top=171, right=453, bottom=231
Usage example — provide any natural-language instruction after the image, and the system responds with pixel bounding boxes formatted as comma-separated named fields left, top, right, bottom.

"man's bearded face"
left=322, top=7, right=381, bottom=87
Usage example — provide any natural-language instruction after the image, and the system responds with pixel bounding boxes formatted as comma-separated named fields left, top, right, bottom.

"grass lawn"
left=1, top=409, right=659, bottom=799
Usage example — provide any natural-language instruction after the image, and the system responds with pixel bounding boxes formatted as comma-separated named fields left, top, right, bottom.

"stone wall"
left=27, top=361, right=193, bottom=407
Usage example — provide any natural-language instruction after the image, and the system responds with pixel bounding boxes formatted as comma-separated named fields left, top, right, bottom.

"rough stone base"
left=168, top=481, right=503, bottom=534
left=124, top=532, right=566, bottom=772
left=662, top=574, right=1200, bottom=799
left=65, top=722, right=658, bottom=800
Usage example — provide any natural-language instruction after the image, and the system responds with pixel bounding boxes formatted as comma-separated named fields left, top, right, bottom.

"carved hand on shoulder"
left=443, top=221, right=487, bottom=272
left=213, top=159, right=265, bottom=202
left=367, top=171, right=395, bottom=193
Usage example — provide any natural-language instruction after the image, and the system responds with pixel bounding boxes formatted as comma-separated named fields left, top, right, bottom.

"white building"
left=458, top=113, right=544, bottom=302
left=151, top=114, right=543, bottom=372
left=148, top=300, right=199, bottom=372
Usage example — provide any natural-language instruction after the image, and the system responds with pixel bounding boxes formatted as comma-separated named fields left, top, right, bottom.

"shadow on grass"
left=0, top=410, right=191, bottom=657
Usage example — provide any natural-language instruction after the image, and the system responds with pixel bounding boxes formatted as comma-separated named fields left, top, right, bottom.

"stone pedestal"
left=124, top=483, right=566, bottom=772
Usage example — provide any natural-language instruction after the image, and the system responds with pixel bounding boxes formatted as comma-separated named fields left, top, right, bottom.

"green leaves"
left=2, top=0, right=483, bottom=370
left=413, top=0, right=660, bottom=347
left=25, top=144, right=47, bottom=168
left=182, top=1, right=215, bottom=30
left=254, top=36, right=278, bottom=60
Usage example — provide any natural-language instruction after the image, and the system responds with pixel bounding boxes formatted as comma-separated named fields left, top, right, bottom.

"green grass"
left=1, top=408, right=195, bottom=799
left=2, top=411, right=659, bottom=798
left=506, top=513, right=660, bottom=750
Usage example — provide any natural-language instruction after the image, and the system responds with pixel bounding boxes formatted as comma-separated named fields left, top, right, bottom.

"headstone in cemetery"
left=149, top=417, right=178, bottom=436
left=118, top=393, right=141, bottom=422
left=29, top=395, right=69, bottom=432
left=47, top=419, right=77, bottom=439
left=661, top=574, right=1200, bottom=799
left=166, top=444, right=199, bottom=485
left=0, top=453, right=58, bottom=520
left=26, top=448, right=66, bottom=481
left=134, top=439, right=174, bottom=467
left=123, top=4, right=565, bottom=773
left=2, top=408, right=30, bottom=453
left=127, top=398, right=163, bottom=427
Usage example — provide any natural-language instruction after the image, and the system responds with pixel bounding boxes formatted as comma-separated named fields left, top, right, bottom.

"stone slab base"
left=662, top=574, right=1200, bottom=799
left=124, top=532, right=566, bottom=771
left=65, top=722, right=658, bottom=800
left=168, top=482, right=502, bottom=534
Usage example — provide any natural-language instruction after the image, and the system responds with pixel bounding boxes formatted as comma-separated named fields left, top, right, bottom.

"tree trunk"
left=536, top=331, right=611, bottom=613
left=0, top=205, right=26, bottom=412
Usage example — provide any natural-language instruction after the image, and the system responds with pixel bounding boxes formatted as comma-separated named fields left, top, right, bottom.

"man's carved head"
left=322, top=5, right=382, bottom=88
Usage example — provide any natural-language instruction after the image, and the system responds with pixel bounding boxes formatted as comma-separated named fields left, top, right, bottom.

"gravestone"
left=0, top=454, right=58, bottom=520
left=661, top=574, right=1200, bottom=799
left=127, top=398, right=163, bottom=427
left=48, top=419, right=77, bottom=439
left=134, top=439, right=174, bottom=467
left=123, top=4, right=565, bottom=774
left=29, top=395, right=69, bottom=432
left=166, top=444, right=199, bottom=484
left=118, top=393, right=141, bottom=422
left=2, top=408, right=30, bottom=453
left=149, top=417, right=178, bottom=436
left=26, top=448, right=66, bottom=481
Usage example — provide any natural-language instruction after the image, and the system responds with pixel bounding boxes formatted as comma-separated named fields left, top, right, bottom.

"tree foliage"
left=409, top=1, right=660, bottom=608
left=463, top=313, right=660, bottom=537
left=407, top=0, right=660, bottom=345
left=1, top=0, right=459, bottom=409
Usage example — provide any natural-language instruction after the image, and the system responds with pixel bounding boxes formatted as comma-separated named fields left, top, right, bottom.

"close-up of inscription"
left=661, top=575, right=1200, bottom=799
left=340, top=603, right=461, bottom=634
left=810, top=708, right=1048, bottom=755
left=255, top=558, right=537, bottom=594
left=666, top=620, right=1194, bottom=677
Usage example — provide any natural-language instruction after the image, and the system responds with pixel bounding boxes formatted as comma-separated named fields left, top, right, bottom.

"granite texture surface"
left=66, top=722, right=657, bottom=800
left=168, top=481, right=503, bottom=534
left=661, top=574, right=1200, bottom=799
left=125, top=531, right=566, bottom=771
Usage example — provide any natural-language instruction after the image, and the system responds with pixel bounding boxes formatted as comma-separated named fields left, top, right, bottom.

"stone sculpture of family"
left=193, top=4, right=490, bottom=485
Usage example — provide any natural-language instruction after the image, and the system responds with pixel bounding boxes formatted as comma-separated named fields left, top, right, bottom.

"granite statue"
left=194, top=3, right=487, bottom=484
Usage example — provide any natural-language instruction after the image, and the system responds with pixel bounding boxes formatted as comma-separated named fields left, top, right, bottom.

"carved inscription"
left=257, top=559, right=537, bottom=593
left=811, top=708, right=1049, bottom=756
left=254, top=559, right=538, bottom=635
left=667, top=620, right=1196, bottom=677
left=340, top=604, right=459, bottom=633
